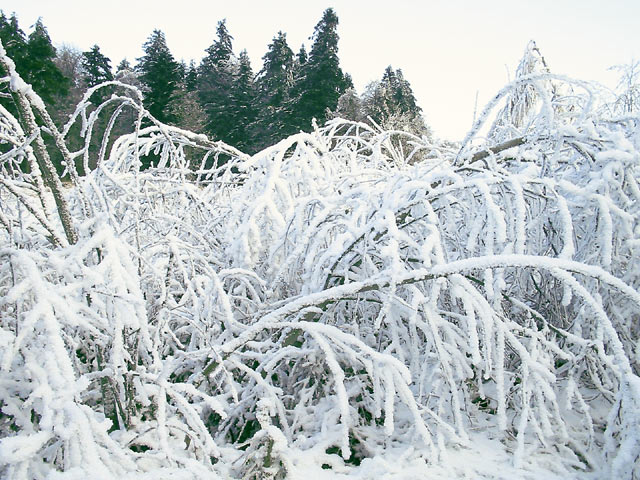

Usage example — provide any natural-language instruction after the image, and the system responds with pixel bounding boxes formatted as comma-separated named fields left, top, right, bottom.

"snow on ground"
left=0, top=43, right=639, bottom=479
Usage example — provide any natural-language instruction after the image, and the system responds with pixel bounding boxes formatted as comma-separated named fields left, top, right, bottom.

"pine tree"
left=114, top=59, right=140, bottom=87
left=228, top=50, right=258, bottom=152
left=81, top=44, right=113, bottom=105
left=361, top=66, right=429, bottom=136
left=0, top=12, right=27, bottom=70
left=295, top=8, right=352, bottom=131
left=296, top=44, right=308, bottom=67
left=254, top=31, right=295, bottom=149
left=0, top=12, right=28, bottom=118
left=198, top=20, right=236, bottom=144
left=136, top=29, right=181, bottom=124
left=332, top=87, right=363, bottom=122
left=23, top=19, right=69, bottom=106
left=82, top=44, right=113, bottom=87
left=184, top=60, right=198, bottom=92
left=169, top=60, right=207, bottom=135
left=0, top=14, right=67, bottom=112
left=0, top=14, right=69, bottom=174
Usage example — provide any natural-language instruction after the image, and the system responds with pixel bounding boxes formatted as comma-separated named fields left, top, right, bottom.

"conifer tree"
left=184, top=60, right=198, bottom=92
left=136, top=29, right=181, bottom=124
left=254, top=31, right=295, bottom=149
left=228, top=49, right=258, bottom=152
left=295, top=8, right=352, bottom=130
left=198, top=20, right=236, bottom=144
left=0, top=14, right=69, bottom=173
left=296, top=44, right=308, bottom=67
left=81, top=44, right=113, bottom=105
left=23, top=19, right=69, bottom=106
left=0, top=12, right=27, bottom=72
left=169, top=61, right=207, bottom=135
left=364, top=67, right=421, bottom=124
left=0, top=14, right=67, bottom=112
left=344, top=66, right=431, bottom=136
left=82, top=44, right=113, bottom=87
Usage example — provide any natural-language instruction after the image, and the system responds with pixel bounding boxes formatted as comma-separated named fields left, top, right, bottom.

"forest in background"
left=0, top=8, right=429, bottom=166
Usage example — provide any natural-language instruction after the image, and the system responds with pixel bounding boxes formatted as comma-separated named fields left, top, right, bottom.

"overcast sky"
left=2, top=0, right=640, bottom=140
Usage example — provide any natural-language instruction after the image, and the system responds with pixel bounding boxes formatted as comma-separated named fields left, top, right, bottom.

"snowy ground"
left=0, top=43, right=639, bottom=479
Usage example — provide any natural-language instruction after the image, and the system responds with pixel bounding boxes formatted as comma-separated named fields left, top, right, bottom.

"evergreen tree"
left=0, top=14, right=69, bottom=174
left=135, top=29, right=181, bottom=124
left=184, top=60, right=198, bottom=92
left=254, top=31, right=295, bottom=148
left=169, top=60, right=207, bottom=135
left=116, top=58, right=131, bottom=74
left=81, top=44, right=113, bottom=105
left=0, top=12, right=28, bottom=119
left=115, top=58, right=141, bottom=90
left=296, top=44, right=308, bottom=67
left=0, top=14, right=67, bottom=111
left=295, top=8, right=352, bottom=130
left=0, top=12, right=28, bottom=72
left=23, top=19, right=69, bottom=105
left=332, top=87, right=363, bottom=122
left=360, top=66, right=429, bottom=136
left=228, top=49, right=258, bottom=152
left=82, top=44, right=113, bottom=87
left=198, top=20, right=236, bottom=144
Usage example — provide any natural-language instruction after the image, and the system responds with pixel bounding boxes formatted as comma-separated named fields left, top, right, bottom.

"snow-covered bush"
left=1, top=39, right=639, bottom=479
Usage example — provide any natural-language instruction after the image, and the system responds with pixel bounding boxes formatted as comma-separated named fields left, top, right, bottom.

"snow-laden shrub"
left=1, top=40, right=639, bottom=479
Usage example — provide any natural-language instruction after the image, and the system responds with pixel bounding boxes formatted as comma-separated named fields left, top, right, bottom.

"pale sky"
left=2, top=0, right=640, bottom=140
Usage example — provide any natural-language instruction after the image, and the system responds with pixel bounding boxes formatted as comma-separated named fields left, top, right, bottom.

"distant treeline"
left=0, top=9, right=429, bottom=162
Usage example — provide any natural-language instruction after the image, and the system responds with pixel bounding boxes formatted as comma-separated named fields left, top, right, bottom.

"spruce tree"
left=198, top=20, right=236, bottom=144
left=296, top=45, right=308, bottom=67
left=0, top=12, right=27, bottom=71
left=23, top=19, right=69, bottom=106
left=169, top=60, right=207, bottom=135
left=295, top=8, right=352, bottom=131
left=361, top=66, right=429, bottom=136
left=81, top=44, right=113, bottom=104
left=0, top=12, right=28, bottom=118
left=229, top=50, right=258, bottom=152
left=184, top=60, right=198, bottom=92
left=136, top=29, right=181, bottom=124
left=0, top=14, right=67, bottom=111
left=82, top=44, right=113, bottom=87
left=254, top=31, right=295, bottom=149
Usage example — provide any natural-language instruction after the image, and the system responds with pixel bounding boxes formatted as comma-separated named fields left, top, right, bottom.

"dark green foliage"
left=82, top=44, right=113, bottom=104
left=184, top=60, right=198, bottom=92
left=82, top=44, right=113, bottom=88
left=22, top=19, right=69, bottom=106
left=228, top=50, right=258, bottom=152
left=0, top=8, right=429, bottom=161
left=136, top=29, right=181, bottom=124
left=0, top=13, right=69, bottom=174
left=0, top=12, right=28, bottom=76
left=0, top=13, right=68, bottom=112
left=198, top=20, right=236, bottom=144
left=295, top=8, right=352, bottom=131
left=116, top=58, right=132, bottom=74
left=253, top=31, right=296, bottom=150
